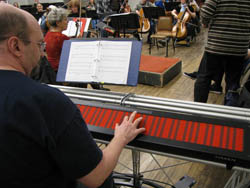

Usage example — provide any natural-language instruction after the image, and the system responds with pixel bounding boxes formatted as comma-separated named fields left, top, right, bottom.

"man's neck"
left=0, top=57, right=26, bottom=75
left=49, top=27, right=63, bottom=33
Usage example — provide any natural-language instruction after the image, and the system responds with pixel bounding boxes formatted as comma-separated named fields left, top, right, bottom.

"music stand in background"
left=108, top=13, right=140, bottom=39
left=142, top=7, right=166, bottom=20
left=164, top=2, right=181, bottom=11
left=86, top=10, right=99, bottom=20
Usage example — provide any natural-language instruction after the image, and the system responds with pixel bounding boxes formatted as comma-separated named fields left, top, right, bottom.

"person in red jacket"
left=45, top=7, right=69, bottom=72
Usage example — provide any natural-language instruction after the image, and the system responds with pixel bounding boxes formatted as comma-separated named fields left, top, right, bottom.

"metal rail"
left=50, top=85, right=250, bottom=123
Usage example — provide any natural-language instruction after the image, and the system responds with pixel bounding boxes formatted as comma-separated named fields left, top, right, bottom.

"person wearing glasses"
left=0, top=3, right=145, bottom=188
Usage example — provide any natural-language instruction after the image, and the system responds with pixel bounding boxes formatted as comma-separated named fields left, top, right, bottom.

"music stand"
left=108, top=13, right=140, bottom=38
left=164, top=2, right=181, bottom=11
left=86, top=10, right=99, bottom=20
left=142, top=7, right=166, bottom=20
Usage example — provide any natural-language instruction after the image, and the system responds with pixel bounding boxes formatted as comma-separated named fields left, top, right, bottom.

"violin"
left=172, top=5, right=191, bottom=39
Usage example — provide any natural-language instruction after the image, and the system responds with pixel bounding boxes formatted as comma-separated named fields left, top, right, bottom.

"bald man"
left=0, top=3, right=145, bottom=188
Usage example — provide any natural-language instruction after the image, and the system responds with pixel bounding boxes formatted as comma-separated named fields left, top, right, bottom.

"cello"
left=138, top=8, right=150, bottom=33
left=172, top=5, right=191, bottom=39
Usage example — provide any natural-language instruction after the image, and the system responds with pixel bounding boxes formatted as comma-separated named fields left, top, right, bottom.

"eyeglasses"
left=0, top=35, right=46, bottom=52
left=22, top=40, right=46, bottom=52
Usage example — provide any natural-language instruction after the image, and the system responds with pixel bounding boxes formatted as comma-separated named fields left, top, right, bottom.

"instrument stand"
left=108, top=13, right=140, bottom=39
left=113, top=149, right=195, bottom=188
left=224, top=171, right=250, bottom=188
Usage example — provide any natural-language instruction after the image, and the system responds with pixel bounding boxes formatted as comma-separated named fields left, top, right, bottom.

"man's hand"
left=114, top=111, right=145, bottom=147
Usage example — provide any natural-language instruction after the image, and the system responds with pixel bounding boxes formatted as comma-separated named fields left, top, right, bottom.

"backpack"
left=30, top=56, right=57, bottom=85
left=224, top=59, right=250, bottom=107
left=110, top=0, right=120, bottom=12
left=237, top=59, right=250, bottom=108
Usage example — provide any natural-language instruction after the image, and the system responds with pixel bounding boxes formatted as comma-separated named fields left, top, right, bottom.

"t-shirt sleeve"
left=49, top=108, right=103, bottom=180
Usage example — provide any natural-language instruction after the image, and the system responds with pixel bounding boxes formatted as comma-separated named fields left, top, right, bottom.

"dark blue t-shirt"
left=0, top=70, right=102, bottom=188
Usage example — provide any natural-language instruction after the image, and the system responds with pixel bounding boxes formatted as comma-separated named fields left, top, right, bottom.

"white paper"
left=96, top=41, right=132, bottom=84
left=64, top=41, right=132, bottom=84
left=62, top=21, right=78, bottom=37
left=62, top=18, right=92, bottom=37
left=65, top=41, right=99, bottom=82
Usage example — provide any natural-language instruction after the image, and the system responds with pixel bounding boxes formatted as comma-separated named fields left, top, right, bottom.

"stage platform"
left=138, top=55, right=182, bottom=87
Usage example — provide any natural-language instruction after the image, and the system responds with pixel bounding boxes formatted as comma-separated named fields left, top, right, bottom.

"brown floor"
left=98, top=28, right=232, bottom=188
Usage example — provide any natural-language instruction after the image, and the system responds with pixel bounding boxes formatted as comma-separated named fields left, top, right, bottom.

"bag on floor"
left=237, top=59, right=250, bottom=108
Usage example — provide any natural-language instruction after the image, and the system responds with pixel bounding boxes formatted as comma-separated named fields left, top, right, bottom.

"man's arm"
left=245, top=49, right=250, bottom=59
left=187, top=6, right=196, bottom=19
left=171, top=9, right=178, bottom=19
left=78, top=111, right=145, bottom=188
left=200, top=0, right=218, bottom=26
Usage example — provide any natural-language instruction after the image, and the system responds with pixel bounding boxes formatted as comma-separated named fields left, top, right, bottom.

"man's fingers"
left=128, top=111, right=137, bottom=123
left=135, top=127, right=146, bottom=135
left=133, top=117, right=143, bottom=127
left=122, top=115, right=129, bottom=123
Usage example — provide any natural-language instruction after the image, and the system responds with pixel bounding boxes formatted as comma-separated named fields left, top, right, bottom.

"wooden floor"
left=100, top=28, right=233, bottom=188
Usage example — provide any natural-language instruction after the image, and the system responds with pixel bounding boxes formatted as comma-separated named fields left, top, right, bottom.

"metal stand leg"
left=224, top=171, right=250, bottom=188
left=113, top=149, right=192, bottom=188
left=132, top=149, right=142, bottom=188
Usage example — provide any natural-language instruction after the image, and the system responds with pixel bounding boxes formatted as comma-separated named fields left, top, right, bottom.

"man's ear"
left=7, top=36, right=24, bottom=58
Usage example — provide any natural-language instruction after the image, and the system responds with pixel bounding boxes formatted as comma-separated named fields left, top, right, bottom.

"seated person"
left=86, top=0, right=98, bottom=29
left=136, top=0, right=156, bottom=43
left=155, top=0, right=166, bottom=9
left=68, top=0, right=86, bottom=17
left=40, top=5, right=57, bottom=35
left=171, top=0, right=196, bottom=42
left=13, top=2, right=19, bottom=8
left=45, top=7, right=69, bottom=72
left=86, top=0, right=96, bottom=10
left=189, top=0, right=200, bottom=33
left=45, top=7, right=105, bottom=89
left=34, top=3, right=44, bottom=21
left=120, top=0, right=131, bottom=13
left=0, top=4, right=145, bottom=188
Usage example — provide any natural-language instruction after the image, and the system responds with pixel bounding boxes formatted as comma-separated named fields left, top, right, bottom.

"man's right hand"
left=114, top=111, right=145, bottom=147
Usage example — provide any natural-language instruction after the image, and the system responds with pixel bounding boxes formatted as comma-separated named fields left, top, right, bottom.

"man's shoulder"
left=8, top=73, right=72, bottom=107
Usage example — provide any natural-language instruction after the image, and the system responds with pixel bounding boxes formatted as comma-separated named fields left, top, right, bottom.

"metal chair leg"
left=165, top=37, right=169, bottom=57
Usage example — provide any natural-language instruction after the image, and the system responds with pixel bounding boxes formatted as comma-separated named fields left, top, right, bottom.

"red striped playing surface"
left=77, top=104, right=244, bottom=152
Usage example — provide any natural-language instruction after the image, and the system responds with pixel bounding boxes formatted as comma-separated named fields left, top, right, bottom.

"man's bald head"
left=0, top=3, right=37, bottom=44
left=0, top=3, right=44, bottom=75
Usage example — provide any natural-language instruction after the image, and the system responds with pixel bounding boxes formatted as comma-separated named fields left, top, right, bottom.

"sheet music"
left=62, top=21, right=79, bottom=37
left=65, top=41, right=99, bottom=82
left=97, top=41, right=132, bottom=84
left=62, top=18, right=91, bottom=37
left=64, top=40, right=132, bottom=84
